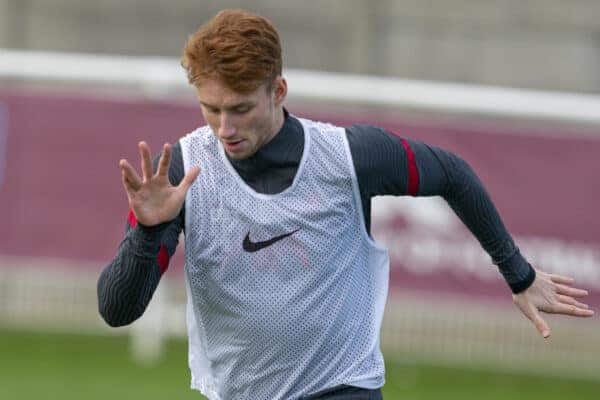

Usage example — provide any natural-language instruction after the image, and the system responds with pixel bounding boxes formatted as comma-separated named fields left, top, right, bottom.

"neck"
left=261, top=106, right=286, bottom=148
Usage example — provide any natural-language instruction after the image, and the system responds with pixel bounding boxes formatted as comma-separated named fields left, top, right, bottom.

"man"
left=97, top=9, right=593, bottom=400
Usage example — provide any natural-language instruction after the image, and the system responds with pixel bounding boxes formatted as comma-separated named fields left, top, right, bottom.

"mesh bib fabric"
left=179, top=117, right=390, bottom=400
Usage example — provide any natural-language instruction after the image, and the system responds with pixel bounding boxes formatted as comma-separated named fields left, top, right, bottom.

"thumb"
left=178, top=166, right=201, bottom=191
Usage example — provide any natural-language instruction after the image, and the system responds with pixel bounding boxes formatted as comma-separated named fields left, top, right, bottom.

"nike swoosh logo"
left=242, top=229, right=300, bottom=253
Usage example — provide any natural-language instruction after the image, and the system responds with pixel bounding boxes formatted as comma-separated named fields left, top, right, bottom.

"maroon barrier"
left=1, top=89, right=598, bottom=307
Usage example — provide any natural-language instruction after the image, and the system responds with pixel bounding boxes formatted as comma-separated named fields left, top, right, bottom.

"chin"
left=226, top=152, right=244, bottom=160
left=226, top=149, right=252, bottom=160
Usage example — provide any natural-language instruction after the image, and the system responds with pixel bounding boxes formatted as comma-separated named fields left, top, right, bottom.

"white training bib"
left=180, top=117, right=389, bottom=400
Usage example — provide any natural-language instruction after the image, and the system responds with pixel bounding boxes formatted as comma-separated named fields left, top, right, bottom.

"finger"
left=530, top=307, right=551, bottom=338
left=178, top=166, right=201, bottom=192
left=139, top=141, right=153, bottom=181
left=547, top=303, right=595, bottom=317
left=516, top=299, right=551, bottom=339
left=122, top=172, right=142, bottom=194
left=157, top=143, right=171, bottom=177
left=550, top=274, right=575, bottom=285
left=557, top=294, right=589, bottom=309
left=555, top=283, right=589, bottom=298
left=119, top=159, right=142, bottom=191
left=121, top=168, right=139, bottom=196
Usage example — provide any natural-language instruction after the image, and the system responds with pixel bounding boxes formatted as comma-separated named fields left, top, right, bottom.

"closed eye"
left=231, top=105, right=253, bottom=114
left=205, top=106, right=220, bottom=114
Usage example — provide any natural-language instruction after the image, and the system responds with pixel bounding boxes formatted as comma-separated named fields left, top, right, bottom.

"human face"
left=196, top=77, right=287, bottom=160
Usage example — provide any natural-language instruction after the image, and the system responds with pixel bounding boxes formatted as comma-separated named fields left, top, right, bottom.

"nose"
left=218, top=112, right=236, bottom=139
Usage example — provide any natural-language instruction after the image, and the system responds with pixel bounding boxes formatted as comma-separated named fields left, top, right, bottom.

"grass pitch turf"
left=0, top=329, right=597, bottom=399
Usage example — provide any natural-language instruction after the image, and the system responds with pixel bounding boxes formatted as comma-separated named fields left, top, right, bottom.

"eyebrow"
left=200, top=101, right=255, bottom=111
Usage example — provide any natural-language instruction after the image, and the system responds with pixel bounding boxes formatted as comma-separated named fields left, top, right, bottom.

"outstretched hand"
left=512, top=268, right=594, bottom=339
left=119, top=141, right=200, bottom=227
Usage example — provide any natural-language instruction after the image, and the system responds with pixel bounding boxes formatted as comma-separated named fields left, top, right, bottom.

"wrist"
left=137, top=219, right=172, bottom=233
left=131, top=222, right=169, bottom=258
left=497, top=249, right=536, bottom=294
left=507, top=264, right=536, bottom=294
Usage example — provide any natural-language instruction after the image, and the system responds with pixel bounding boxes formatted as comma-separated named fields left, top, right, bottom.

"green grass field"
left=1, top=329, right=598, bottom=399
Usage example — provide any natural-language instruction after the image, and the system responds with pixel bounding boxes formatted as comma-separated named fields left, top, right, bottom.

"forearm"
left=98, top=141, right=186, bottom=326
left=424, top=145, right=535, bottom=292
left=97, top=222, right=167, bottom=327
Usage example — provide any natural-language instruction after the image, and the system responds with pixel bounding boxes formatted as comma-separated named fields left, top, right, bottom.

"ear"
left=272, top=76, right=287, bottom=106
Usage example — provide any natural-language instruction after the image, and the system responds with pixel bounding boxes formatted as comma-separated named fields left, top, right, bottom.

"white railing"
left=3, top=48, right=600, bottom=125
left=1, top=257, right=599, bottom=380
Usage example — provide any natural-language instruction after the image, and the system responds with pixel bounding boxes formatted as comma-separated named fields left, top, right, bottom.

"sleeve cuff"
left=130, top=221, right=170, bottom=258
left=497, top=249, right=536, bottom=294
left=507, top=265, right=536, bottom=294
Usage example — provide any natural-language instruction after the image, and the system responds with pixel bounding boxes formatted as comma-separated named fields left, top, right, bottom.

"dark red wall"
left=1, top=89, right=598, bottom=306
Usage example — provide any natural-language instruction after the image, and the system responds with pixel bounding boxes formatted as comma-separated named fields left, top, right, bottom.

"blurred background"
left=1, top=1, right=599, bottom=399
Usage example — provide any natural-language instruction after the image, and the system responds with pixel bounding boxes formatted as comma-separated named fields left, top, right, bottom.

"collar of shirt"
left=228, top=108, right=305, bottom=177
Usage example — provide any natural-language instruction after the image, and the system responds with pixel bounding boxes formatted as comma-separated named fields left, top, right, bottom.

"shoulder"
left=345, top=124, right=399, bottom=148
left=296, top=116, right=343, bottom=134
left=179, top=125, right=214, bottom=145
left=345, top=124, right=401, bottom=167
left=178, top=125, right=220, bottom=157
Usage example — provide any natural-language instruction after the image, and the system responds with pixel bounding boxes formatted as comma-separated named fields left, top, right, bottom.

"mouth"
left=223, top=139, right=246, bottom=152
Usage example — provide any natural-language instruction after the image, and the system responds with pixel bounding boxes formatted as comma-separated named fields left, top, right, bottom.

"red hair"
left=182, top=9, right=282, bottom=93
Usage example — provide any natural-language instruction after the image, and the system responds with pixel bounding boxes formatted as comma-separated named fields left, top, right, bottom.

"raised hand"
left=119, top=141, right=200, bottom=227
left=512, top=268, right=594, bottom=339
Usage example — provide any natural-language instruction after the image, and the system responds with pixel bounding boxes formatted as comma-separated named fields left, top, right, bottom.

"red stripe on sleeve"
left=127, top=209, right=138, bottom=228
left=400, top=138, right=420, bottom=196
left=157, top=244, right=170, bottom=275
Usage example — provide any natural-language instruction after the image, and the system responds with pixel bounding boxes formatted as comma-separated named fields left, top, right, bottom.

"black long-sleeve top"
left=97, top=111, right=535, bottom=327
